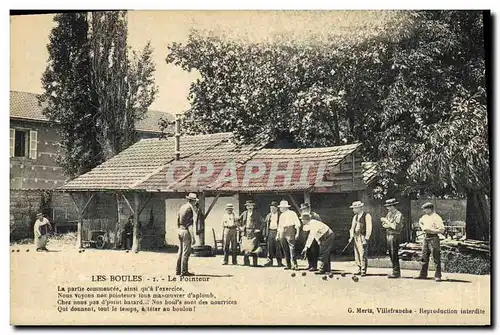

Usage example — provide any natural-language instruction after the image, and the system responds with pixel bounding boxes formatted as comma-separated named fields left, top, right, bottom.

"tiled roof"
left=60, top=132, right=364, bottom=193
left=60, top=132, right=260, bottom=191
left=10, top=90, right=172, bottom=133
left=362, top=162, right=378, bottom=185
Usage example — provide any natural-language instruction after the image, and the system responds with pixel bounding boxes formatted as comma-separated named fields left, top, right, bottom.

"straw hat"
left=278, top=200, right=291, bottom=208
left=349, top=201, right=364, bottom=208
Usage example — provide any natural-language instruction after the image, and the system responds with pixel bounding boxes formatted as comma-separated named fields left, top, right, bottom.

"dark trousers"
left=122, top=232, right=132, bottom=250
left=223, top=228, right=238, bottom=264
left=267, top=230, right=282, bottom=262
left=387, top=234, right=400, bottom=276
left=419, top=235, right=442, bottom=279
left=307, top=238, right=319, bottom=269
left=279, top=228, right=297, bottom=268
left=176, top=229, right=192, bottom=275
left=318, top=232, right=335, bottom=272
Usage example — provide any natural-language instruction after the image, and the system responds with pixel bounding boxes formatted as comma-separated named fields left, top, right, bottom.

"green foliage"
left=164, top=11, right=487, bottom=202
left=40, top=11, right=158, bottom=177
left=39, top=13, right=101, bottom=178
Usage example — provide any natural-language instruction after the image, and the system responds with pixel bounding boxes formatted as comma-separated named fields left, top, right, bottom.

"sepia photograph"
left=9, top=9, right=491, bottom=326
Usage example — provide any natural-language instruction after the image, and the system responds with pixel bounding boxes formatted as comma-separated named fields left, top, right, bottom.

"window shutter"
left=10, top=129, right=14, bottom=157
left=29, top=130, right=38, bottom=159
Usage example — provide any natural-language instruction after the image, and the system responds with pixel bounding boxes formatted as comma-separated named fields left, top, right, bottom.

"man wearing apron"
left=34, top=213, right=52, bottom=252
left=238, top=200, right=263, bottom=267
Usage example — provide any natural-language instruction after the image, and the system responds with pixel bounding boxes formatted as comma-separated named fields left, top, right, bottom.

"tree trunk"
left=466, top=191, right=490, bottom=241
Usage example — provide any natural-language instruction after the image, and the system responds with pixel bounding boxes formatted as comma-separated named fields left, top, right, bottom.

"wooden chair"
left=212, top=228, right=224, bottom=255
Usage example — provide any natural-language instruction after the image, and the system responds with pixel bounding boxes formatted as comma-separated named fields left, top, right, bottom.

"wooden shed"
left=60, top=132, right=410, bottom=254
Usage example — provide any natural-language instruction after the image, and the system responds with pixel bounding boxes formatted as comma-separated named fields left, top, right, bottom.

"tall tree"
left=41, top=11, right=159, bottom=249
left=164, top=10, right=489, bottom=240
left=40, top=11, right=159, bottom=173
left=39, top=13, right=101, bottom=178
left=90, top=11, right=158, bottom=160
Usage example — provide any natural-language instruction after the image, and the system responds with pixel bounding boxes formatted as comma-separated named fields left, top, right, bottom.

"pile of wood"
left=398, top=239, right=490, bottom=261
left=440, top=239, right=490, bottom=255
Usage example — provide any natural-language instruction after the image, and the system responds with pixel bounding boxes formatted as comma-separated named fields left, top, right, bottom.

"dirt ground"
left=10, top=239, right=491, bottom=326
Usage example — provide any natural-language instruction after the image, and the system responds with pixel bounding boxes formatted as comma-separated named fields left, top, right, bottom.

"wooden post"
left=197, top=192, right=206, bottom=246
left=303, top=192, right=311, bottom=206
left=70, top=192, right=95, bottom=249
left=132, top=193, right=140, bottom=252
left=287, top=194, right=301, bottom=213
left=205, top=193, right=220, bottom=218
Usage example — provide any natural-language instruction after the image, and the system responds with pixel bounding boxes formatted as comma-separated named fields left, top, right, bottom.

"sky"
left=10, top=10, right=397, bottom=114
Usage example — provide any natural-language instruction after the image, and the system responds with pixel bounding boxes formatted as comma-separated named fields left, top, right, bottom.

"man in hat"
left=176, top=193, right=198, bottom=276
left=34, top=213, right=52, bottom=252
left=277, top=200, right=301, bottom=270
left=221, top=203, right=239, bottom=265
left=263, top=201, right=283, bottom=267
left=349, top=201, right=372, bottom=276
left=122, top=215, right=134, bottom=251
left=381, top=199, right=404, bottom=278
left=238, top=200, right=263, bottom=266
left=300, top=203, right=322, bottom=272
left=415, top=202, right=445, bottom=282
left=300, top=213, right=335, bottom=274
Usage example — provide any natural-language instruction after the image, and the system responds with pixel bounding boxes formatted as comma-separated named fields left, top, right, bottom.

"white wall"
left=165, top=195, right=239, bottom=247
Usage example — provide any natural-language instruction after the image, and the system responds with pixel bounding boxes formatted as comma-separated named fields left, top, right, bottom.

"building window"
left=10, top=128, right=38, bottom=159
left=14, top=130, right=28, bottom=157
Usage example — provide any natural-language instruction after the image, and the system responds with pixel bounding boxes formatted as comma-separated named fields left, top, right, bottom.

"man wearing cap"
left=221, top=203, right=238, bottom=265
left=300, top=213, right=335, bottom=274
left=238, top=200, right=263, bottom=266
left=263, top=201, right=283, bottom=267
left=415, top=202, right=445, bottom=282
left=34, top=213, right=52, bottom=252
left=300, top=203, right=322, bottom=272
left=277, top=200, right=301, bottom=270
left=381, top=199, right=404, bottom=278
left=176, top=193, right=198, bottom=276
left=349, top=201, right=373, bottom=276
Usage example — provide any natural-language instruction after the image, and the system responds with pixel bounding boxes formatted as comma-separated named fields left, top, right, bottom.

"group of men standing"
left=175, top=192, right=446, bottom=282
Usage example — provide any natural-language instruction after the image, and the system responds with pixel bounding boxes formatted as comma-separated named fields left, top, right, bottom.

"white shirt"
left=304, top=219, right=332, bottom=248
left=277, top=210, right=301, bottom=233
left=419, top=213, right=445, bottom=234
left=222, top=212, right=237, bottom=228
left=190, top=203, right=198, bottom=225
left=34, top=217, right=51, bottom=236
left=269, top=213, right=279, bottom=230
left=349, top=212, right=373, bottom=239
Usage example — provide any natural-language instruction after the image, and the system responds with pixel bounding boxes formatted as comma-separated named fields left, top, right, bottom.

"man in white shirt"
left=300, top=213, right=335, bottom=274
left=349, top=201, right=372, bottom=276
left=34, top=213, right=52, bottom=252
left=277, top=200, right=301, bottom=270
left=300, top=203, right=322, bottom=272
left=264, top=201, right=283, bottom=267
left=221, top=203, right=239, bottom=265
left=415, top=202, right=445, bottom=282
